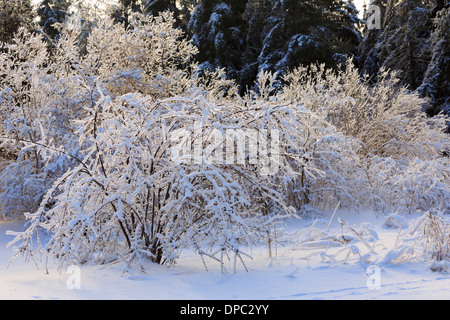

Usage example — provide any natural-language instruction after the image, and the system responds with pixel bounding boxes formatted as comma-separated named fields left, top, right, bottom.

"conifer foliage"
left=188, top=0, right=362, bottom=91
left=358, top=0, right=450, bottom=117
left=0, top=0, right=33, bottom=45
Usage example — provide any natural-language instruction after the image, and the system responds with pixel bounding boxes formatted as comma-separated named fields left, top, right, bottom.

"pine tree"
left=0, top=0, right=33, bottom=45
left=188, top=0, right=248, bottom=83
left=257, top=0, right=362, bottom=76
left=241, top=0, right=273, bottom=90
left=189, top=0, right=362, bottom=92
left=377, top=0, right=434, bottom=89
left=37, top=0, right=71, bottom=40
left=358, top=0, right=449, bottom=117
left=145, top=0, right=193, bottom=31
left=145, top=0, right=177, bottom=15
left=357, top=0, right=387, bottom=80
left=419, top=7, right=450, bottom=117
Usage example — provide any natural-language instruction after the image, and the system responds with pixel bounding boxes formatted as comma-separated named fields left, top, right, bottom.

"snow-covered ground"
left=1, top=211, right=449, bottom=300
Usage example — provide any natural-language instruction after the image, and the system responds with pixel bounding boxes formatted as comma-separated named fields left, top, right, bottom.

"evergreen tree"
left=145, top=0, right=177, bottom=15
left=377, top=0, right=434, bottom=89
left=253, top=0, right=362, bottom=84
left=358, top=0, right=449, bottom=117
left=357, top=0, right=387, bottom=80
left=0, top=0, right=33, bottom=45
left=419, top=7, right=450, bottom=117
left=188, top=0, right=248, bottom=83
left=37, top=0, right=71, bottom=40
left=241, top=0, right=273, bottom=89
left=145, top=0, right=194, bottom=30
left=190, top=0, right=362, bottom=92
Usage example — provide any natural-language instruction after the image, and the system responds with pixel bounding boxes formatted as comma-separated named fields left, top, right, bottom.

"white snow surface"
left=1, top=211, right=449, bottom=300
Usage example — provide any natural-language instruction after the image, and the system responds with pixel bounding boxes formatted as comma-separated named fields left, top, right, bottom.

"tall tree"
left=357, top=0, right=387, bottom=80
left=377, top=0, right=434, bottom=89
left=241, top=0, right=273, bottom=88
left=188, top=0, right=248, bottom=83
left=145, top=0, right=177, bottom=15
left=0, top=0, right=33, bottom=45
left=418, top=7, right=450, bottom=116
left=189, top=0, right=362, bottom=92
left=252, top=0, right=362, bottom=87
left=37, top=0, right=71, bottom=40
left=358, top=0, right=449, bottom=116
left=144, top=0, right=194, bottom=30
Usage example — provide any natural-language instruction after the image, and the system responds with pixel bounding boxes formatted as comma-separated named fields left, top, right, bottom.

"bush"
left=4, top=14, right=449, bottom=272
left=381, top=208, right=449, bottom=272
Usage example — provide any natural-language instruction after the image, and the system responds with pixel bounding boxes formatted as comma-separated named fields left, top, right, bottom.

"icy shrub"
left=422, top=210, right=450, bottom=265
left=381, top=209, right=450, bottom=272
left=0, top=12, right=212, bottom=220
left=9, top=87, right=341, bottom=271
left=287, top=216, right=380, bottom=269
left=3, top=13, right=449, bottom=273
left=281, top=60, right=450, bottom=213
left=7, top=14, right=326, bottom=272
left=0, top=27, right=80, bottom=219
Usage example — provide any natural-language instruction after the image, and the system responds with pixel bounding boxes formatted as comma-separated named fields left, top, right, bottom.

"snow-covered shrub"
left=7, top=13, right=329, bottom=272
left=253, top=67, right=363, bottom=211
left=0, top=12, right=216, bottom=220
left=287, top=216, right=380, bottom=269
left=0, top=27, right=79, bottom=218
left=281, top=60, right=450, bottom=213
left=9, top=85, right=342, bottom=271
left=361, top=156, right=450, bottom=213
left=421, top=210, right=450, bottom=267
left=75, top=12, right=200, bottom=100
left=392, top=158, right=450, bottom=214
left=3, top=12, right=449, bottom=274
left=381, top=209, right=450, bottom=272
left=282, top=61, right=448, bottom=160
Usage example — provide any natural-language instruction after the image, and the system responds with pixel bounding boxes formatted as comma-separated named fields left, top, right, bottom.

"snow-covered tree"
left=254, top=0, right=362, bottom=78
left=0, top=0, right=34, bottom=45
left=188, top=0, right=362, bottom=92
left=358, top=0, right=449, bottom=118
left=37, top=0, right=71, bottom=40
left=188, top=0, right=248, bottom=86
left=376, top=0, right=434, bottom=89
left=418, top=7, right=450, bottom=117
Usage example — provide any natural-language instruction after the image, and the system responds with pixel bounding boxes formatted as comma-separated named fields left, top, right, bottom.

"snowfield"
left=1, top=211, right=449, bottom=300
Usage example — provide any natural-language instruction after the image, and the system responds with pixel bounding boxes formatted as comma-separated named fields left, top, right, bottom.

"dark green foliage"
left=188, top=0, right=362, bottom=92
left=37, top=0, right=71, bottom=40
left=419, top=7, right=450, bottom=117
left=188, top=1, right=248, bottom=84
left=358, top=0, right=449, bottom=117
